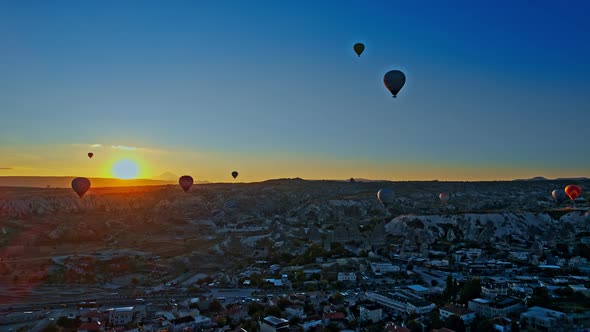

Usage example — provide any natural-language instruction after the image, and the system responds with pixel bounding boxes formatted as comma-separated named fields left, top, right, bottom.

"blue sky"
left=0, top=0, right=589, bottom=181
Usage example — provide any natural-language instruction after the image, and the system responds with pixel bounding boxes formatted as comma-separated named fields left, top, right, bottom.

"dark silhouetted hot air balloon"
left=377, top=188, right=395, bottom=207
left=231, top=171, right=239, bottom=179
left=88, top=152, right=93, bottom=159
left=179, top=175, right=194, bottom=192
left=384, top=70, right=406, bottom=98
left=353, top=43, right=365, bottom=57
left=71, top=177, right=91, bottom=198
left=552, top=189, right=568, bottom=203
left=439, top=193, right=450, bottom=203
left=349, top=178, right=356, bottom=183
left=564, top=185, right=582, bottom=201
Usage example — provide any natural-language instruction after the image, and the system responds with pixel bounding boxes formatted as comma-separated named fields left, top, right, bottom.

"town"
left=1, top=179, right=590, bottom=332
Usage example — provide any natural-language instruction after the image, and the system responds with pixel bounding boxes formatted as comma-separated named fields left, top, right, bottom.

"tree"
left=445, top=314, right=466, bottom=332
left=208, top=300, right=223, bottom=313
left=264, top=305, right=282, bottom=318
left=459, top=278, right=481, bottom=303
left=331, top=292, right=344, bottom=304
left=406, top=320, right=422, bottom=332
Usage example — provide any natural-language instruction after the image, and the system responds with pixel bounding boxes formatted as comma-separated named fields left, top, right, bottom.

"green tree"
left=209, top=300, right=223, bottom=312
left=459, top=278, right=481, bottom=303
left=264, top=305, right=282, bottom=318
left=445, top=314, right=466, bottom=332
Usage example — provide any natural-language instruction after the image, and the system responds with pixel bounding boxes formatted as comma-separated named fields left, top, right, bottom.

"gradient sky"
left=1, top=0, right=589, bottom=182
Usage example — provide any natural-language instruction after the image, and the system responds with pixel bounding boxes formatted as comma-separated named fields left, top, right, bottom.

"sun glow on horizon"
left=111, top=159, right=140, bottom=179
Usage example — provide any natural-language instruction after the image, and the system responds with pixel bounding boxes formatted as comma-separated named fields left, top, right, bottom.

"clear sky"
left=1, top=0, right=589, bottom=182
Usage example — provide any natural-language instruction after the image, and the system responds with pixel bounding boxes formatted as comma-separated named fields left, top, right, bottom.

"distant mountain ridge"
left=514, top=176, right=589, bottom=181
left=0, top=176, right=176, bottom=188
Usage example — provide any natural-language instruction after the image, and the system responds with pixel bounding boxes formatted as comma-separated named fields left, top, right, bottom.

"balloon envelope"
left=564, top=185, right=582, bottom=201
left=71, top=177, right=91, bottom=198
left=377, top=188, right=395, bottom=207
left=231, top=171, right=239, bottom=179
left=353, top=43, right=365, bottom=57
left=439, top=193, right=450, bottom=203
left=179, top=175, right=194, bottom=192
left=87, top=152, right=93, bottom=159
left=383, top=70, right=406, bottom=97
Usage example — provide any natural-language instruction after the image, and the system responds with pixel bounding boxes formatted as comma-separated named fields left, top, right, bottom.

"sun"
left=112, top=159, right=140, bottom=179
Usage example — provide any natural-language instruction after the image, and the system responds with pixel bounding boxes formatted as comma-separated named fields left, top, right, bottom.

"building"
left=481, top=284, right=511, bottom=299
left=77, top=322, right=103, bottom=332
left=285, top=305, right=305, bottom=319
left=467, top=297, right=523, bottom=319
left=260, top=316, right=289, bottom=332
left=108, top=307, right=135, bottom=326
left=367, top=291, right=435, bottom=315
left=385, top=322, right=410, bottom=332
left=359, top=305, right=382, bottom=323
left=337, top=272, right=357, bottom=282
left=406, top=284, right=430, bottom=296
left=520, top=306, right=572, bottom=332
left=439, top=306, right=476, bottom=325
left=491, top=317, right=512, bottom=332
left=370, top=262, right=400, bottom=274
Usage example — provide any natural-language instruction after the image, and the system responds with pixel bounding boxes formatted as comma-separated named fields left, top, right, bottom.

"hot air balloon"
left=564, top=185, right=582, bottom=201
left=377, top=188, right=395, bottom=207
left=71, top=177, right=91, bottom=198
left=439, top=192, right=450, bottom=203
left=551, top=189, right=568, bottom=203
left=349, top=177, right=356, bottom=183
left=231, top=171, right=239, bottom=179
left=88, top=152, right=93, bottom=159
left=353, top=43, right=365, bottom=57
left=383, top=70, right=406, bottom=98
left=179, top=175, right=194, bottom=192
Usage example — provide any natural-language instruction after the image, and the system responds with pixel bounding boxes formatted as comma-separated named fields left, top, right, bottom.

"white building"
left=481, top=284, right=511, bottom=299
left=337, top=272, right=357, bottom=282
left=260, top=316, right=289, bottom=332
left=370, top=262, right=400, bottom=274
left=108, top=306, right=134, bottom=326
left=439, top=306, right=476, bottom=325
left=468, top=298, right=523, bottom=319
left=366, top=291, right=435, bottom=315
left=520, top=306, right=571, bottom=332
left=359, top=305, right=382, bottom=323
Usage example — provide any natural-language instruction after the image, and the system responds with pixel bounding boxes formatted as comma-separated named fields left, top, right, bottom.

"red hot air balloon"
left=564, top=185, right=582, bottom=201
left=88, top=152, right=94, bottom=159
left=179, top=175, right=194, bottom=192
left=71, top=177, right=91, bottom=198
left=439, top=193, right=450, bottom=203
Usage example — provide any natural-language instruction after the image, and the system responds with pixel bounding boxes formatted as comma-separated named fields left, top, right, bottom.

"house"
left=370, top=262, right=400, bottom=274
left=520, top=306, right=572, bottom=332
left=80, top=311, right=103, bottom=323
left=491, top=317, right=512, bottom=332
left=322, top=311, right=346, bottom=324
left=260, top=316, right=289, bottom=332
left=337, top=272, right=356, bottom=282
left=406, top=284, right=430, bottom=296
left=77, top=322, right=103, bottom=332
left=359, top=305, right=382, bottom=323
left=301, top=315, right=322, bottom=331
left=285, top=305, right=305, bottom=319
left=366, top=291, right=435, bottom=315
left=467, top=297, right=523, bottom=319
left=439, top=305, right=476, bottom=325
left=385, top=322, right=410, bottom=332
left=482, top=283, right=511, bottom=299
left=108, top=307, right=135, bottom=326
